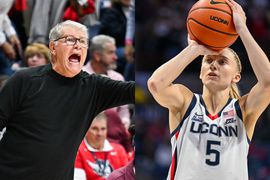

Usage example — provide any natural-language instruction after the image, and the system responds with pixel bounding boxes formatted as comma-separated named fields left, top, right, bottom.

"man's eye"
left=80, top=38, right=88, bottom=44
left=67, top=37, right=75, bottom=42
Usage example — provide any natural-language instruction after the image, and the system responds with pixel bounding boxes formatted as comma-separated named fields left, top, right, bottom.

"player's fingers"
left=227, top=0, right=243, bottom=12
left=226, top=0, right=235, bottom=10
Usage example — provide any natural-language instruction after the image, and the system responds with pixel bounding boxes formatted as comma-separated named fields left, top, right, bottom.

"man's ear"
left=232, top=73, right=241, bottom=83
left=94, top=51, right=101, bottom=62
left=49, top=41, right=56, bottom=56
left=199, top=71, right=202, bottom=79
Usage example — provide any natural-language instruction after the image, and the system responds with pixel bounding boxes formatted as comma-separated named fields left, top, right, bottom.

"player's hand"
left=226, top=0, right=247, bottom=34
left=187, top=34, right=220, bottom=56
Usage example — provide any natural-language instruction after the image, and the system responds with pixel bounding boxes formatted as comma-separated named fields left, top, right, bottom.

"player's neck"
left=202, top=89, right=230, bottom=115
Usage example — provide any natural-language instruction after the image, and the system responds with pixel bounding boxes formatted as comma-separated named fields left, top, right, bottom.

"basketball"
left=187, top=0, right=239, bottom=50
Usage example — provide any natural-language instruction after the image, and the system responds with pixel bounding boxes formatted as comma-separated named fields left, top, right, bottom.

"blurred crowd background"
left=135, top=0, right=270, bottom=180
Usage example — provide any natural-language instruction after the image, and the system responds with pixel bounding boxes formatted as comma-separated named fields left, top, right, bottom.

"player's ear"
left=199, top=71, right=202, bottom=79
left=232, top=73, right=241, bottom=83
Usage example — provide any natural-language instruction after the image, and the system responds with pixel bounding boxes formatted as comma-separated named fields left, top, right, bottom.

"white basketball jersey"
left=167, top=94, right=250, bottom=180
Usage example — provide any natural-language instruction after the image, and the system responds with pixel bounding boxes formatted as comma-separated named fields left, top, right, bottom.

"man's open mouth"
left=69, top=54, right=81, bottom=64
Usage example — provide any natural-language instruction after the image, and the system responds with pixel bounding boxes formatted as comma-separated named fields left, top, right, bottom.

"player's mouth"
left=208, top=72, right=218, bottom=77
left=68, top=53, right=81, bottom=64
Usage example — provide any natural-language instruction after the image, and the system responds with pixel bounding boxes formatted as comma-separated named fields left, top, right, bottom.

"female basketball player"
left=147, top=0, right=270, bottom=179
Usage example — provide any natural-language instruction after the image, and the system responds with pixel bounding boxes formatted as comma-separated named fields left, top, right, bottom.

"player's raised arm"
left=147, top=36, right=219, bottom=111
left=227, top=0, right=270, bottom=137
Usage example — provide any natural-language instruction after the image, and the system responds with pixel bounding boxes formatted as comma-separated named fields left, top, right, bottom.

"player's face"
left=100, top=42, right=118, bottom=70
left=200, top=48, right=241, bottom=90
left=86, top=119, right=107, bottom=150
left=50, top=27, right=88, bottom=77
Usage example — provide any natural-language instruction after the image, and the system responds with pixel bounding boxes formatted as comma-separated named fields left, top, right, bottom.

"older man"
left=74, top=112, right=128, bottom=180
left=0, top=20, right=134, bottom=180
left=83, top=35, right=131, bottom=129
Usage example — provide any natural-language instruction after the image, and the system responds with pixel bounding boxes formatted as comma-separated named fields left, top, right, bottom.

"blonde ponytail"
left=227, top=48, right=242, bottom=99
left=229, top=82, right=241, bottom=99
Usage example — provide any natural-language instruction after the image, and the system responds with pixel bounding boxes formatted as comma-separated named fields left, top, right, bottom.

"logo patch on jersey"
left=191, top=112, right=203, bottom=122
left=223, top=110, right=234, bottom=118
left=224, top=118, right=236, bottom=125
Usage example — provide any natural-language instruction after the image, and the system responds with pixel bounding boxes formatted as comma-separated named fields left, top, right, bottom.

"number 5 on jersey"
left=206, top=140, right=221, bottom=166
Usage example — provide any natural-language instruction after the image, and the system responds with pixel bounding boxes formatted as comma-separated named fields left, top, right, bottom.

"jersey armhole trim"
left=235, top=100, right=243, bottom=120
left=235, top=100, right=251, bottom=144
left=170, top=94, right=197, bottom=137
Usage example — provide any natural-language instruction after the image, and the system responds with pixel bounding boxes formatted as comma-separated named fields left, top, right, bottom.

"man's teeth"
left=69, top=60, right=79, bottom=64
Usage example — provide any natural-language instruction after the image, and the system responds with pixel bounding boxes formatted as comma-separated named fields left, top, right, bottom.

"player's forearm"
left=148, top=44, right=200, bottom=94
left=239, top=26, right=270, bottom=88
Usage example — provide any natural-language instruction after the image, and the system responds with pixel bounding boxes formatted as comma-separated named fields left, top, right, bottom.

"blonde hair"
left=227, top=48, right=242, bottom=99
left=24, top=43, right=51, bottom=66
left=202, top=48, right=242, bottom=99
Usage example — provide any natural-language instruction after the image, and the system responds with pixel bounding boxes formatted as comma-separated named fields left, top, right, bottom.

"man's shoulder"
left=14, top=64, right=50, bottom=79
left=110, top=142, right=126, bottom=153
left=107, top=70, right=125, bottom=81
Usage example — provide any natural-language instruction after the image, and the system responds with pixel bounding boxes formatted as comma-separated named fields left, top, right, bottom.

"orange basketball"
left=187, top=0, right=239, bottom=50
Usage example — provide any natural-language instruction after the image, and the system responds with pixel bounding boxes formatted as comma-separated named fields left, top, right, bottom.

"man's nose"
left=97, top=129, right=102, bottom=135
left=113, top=53, right=118, bottom=60
left=73, top=40, right=82, bottom=49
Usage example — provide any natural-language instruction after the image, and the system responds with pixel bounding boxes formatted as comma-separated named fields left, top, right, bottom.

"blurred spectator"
left=74, top=112, right=128, bottom=180
left=63, top=0, right=95, bottom=23
left=104, top=109, right=133, bottom=159
left=124, top=0, right=134, bottom=63
left=83, top=35, right=131, bottom=129
left=8, top=0, right=27, bottom=50
left=81, top=0, right=101, bottom=40
left=106, top=124, right=135, bottom=180
left=123, top=0, right=134, bottom=81
left=24, top=43, right=50, bottom=67
left=0, top=0, right=22, bottom=75
left=98, top=0, right=132, bottom=77
left=28, top=0, right=69, bottom=46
